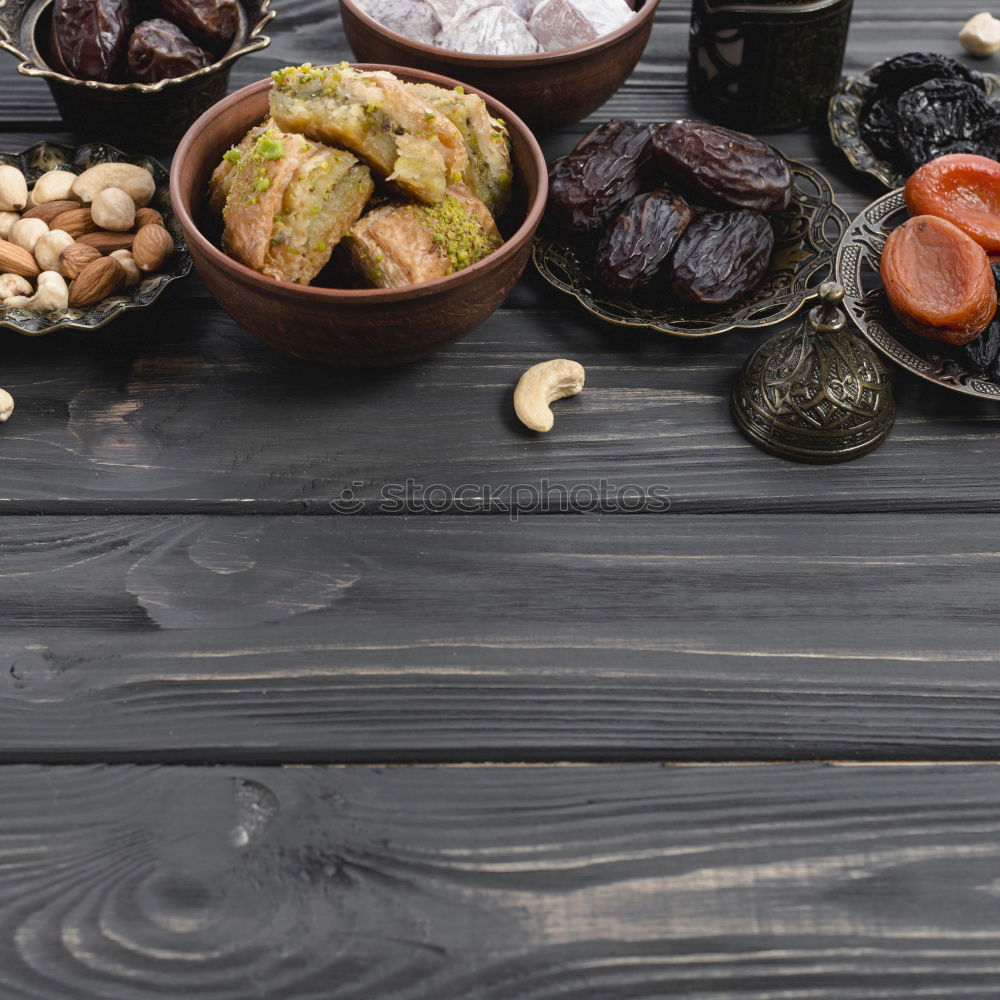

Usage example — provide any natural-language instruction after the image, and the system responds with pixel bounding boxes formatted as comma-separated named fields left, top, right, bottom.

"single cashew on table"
left=0, top=388, right=14, bottom=422
left=514, top=359, right=586, bottom=433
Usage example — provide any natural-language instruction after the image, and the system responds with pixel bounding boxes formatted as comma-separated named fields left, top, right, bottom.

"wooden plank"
left=2, top=513, right=1000, bottom=761
left=0, top=290, right=998, bottom=513
left=1, top=761, right=1000, bottom=999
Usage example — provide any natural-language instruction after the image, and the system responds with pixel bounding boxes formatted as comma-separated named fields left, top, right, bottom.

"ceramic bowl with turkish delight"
left=338, top=0, right=660, bottom=131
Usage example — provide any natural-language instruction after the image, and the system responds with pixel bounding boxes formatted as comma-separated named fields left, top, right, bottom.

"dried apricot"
left=904, top=153, right=1000, bottom=253
left=882, top=214, right=997, bottom=345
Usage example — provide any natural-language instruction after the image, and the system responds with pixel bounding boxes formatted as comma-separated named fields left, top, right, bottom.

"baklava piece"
left=407, top=82, right=513, bottom=216
left=212, top=125, right=374, bottom=285
left=344, top=183, right=503, bottom=288
left=269, top=62, right=468, bottom=204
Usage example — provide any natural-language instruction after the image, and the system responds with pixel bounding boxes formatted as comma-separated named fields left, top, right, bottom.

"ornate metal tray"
left=835, top=189, right=1000, bottom=401
left=532, top=159, right=848, bottom=338
left=828, top=61, right=1000, bottom=190
left=0, top=141, right=191, bottom=335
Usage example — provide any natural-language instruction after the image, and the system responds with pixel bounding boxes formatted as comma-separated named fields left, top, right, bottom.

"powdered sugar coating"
left=355, top=0, right=441, bottom=42
left=358, top=0, right=635, bottom=54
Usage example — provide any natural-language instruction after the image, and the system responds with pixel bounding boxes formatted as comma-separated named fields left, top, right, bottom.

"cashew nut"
left=0, top=273, right=32, bottom=300
left=4, top=270, right=69, bottom=312
left=0, top=165, right=27, bottom=212
left=9, top=217, right=48, bottom=254
left=110, top=249, right=141, bottom=288
left=0, top=389, right=13, bottom=422
left=0, top=212, right=18, bottom=240
left=960, top=12, right=1000, bottom=56
left=72, top=162, right=155, bottom=207
left=513, top=359, right=585, bottom=433
left=34, top=229, right=74, bottom=272
left=31, top=169, right=78, bottom=205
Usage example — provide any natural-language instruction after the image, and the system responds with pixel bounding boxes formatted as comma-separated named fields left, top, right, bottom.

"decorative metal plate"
left=835, top=189, right=1000, bottom=401
left=0, top=141, right=192, bottom=335
left=828, top=62, right=1000, bottom=190
left=532, top=159, right=848, bottom=338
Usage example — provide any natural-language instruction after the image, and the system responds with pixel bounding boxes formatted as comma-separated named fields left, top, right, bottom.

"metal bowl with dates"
left=0, top=0, right=274, bottom=148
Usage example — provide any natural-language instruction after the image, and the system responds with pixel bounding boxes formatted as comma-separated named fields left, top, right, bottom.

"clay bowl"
left=0, top=0, right=274, bottom=149
left=170, top=66, right=547, bottom=367
left=338, top=0, right=660, bottom=132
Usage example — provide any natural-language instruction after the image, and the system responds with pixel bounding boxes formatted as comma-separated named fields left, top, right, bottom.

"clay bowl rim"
left=170, top=65, right=549, bottom=304
left=338, top=0, right=661, bottom=67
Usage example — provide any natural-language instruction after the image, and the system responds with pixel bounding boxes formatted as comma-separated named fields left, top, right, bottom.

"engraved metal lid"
left=730, top=281, right=895, bottom=463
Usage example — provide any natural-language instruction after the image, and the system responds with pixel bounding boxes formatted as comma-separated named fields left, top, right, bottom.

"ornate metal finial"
left=730, top=282, right=895, bottom=463
left=812, top=281, right=846, bottom=333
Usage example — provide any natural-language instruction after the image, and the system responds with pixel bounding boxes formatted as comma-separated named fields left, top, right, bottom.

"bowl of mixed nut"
left=0, top=0, right=274, bottom=147
left=0, top=141, right=191, bottom=334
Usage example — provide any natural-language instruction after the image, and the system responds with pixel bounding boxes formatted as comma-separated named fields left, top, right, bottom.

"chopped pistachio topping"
left=223, top=148, right=241, bottom=165
left=418, top=194, right=500, bottom=274
left=256, top=136, right=285, bottom=160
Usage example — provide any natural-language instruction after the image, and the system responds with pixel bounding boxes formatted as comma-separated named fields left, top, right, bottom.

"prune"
left=881, top=215, right=995, bottom=346
left=50, top=0, right=131, bottom=82
left=651, top=120, right=792, bottom=213
left=155, top=0, right=238, bottom=53
left=127, top=19, right=211, bottom=82
left=859, top=95, right=901, bottom=163
left=904, top=153, right=1000, bottom=253
left=670, top=210, right=774, bottom=305
left=868, top=52, right=982, bottom=102
left=595, top=187, right=694, bottom=293
left=896, top=78, right=1000, bottom=172
left=549, top=121, right=654, bottom=231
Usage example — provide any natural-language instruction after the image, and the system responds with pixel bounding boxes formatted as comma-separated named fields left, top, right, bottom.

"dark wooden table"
left=3, top=2, right=1000, bottom=996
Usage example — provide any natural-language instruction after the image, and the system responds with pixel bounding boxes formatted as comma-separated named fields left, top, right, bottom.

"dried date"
left=595, top=187, right=694, bottom=293
left=50, top=0, right=131, bottom=82
left=127, top=19, right=212, bottom=83
left=670, top=210, right=774, bottom=305
left=154, top=0, right=238, bottom=53
left=549, top=121, right=655, bottom=232
left=651, top=120, right=792, bottom=213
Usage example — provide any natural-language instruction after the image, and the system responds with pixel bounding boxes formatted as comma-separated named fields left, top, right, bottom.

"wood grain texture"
left=2, top=513, right=1000, bottom=761
left=2, top=762, right=1000, bottom=999
left=0, top=284, right=996, bottom=512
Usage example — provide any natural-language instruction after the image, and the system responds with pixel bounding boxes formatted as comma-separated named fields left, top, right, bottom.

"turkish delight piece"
left=424, top=0, right=468, bottom=24
left=437, top=5, right=540, bottom=54
left=529, top=0, right=633, bottom=51
left=504, top=0, right=537, bottom=17
left=354, top=0, right=441, bottom=43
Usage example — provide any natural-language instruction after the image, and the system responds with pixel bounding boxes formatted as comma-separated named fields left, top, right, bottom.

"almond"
left=77, top=231, right=135, bottom=254
left=59, top=242, right=102, bottom=279
left=0, top=239, right=40, bottom=278
left=132, top=224, right=173, bottom=272
left=68, top=256, right=125, bottom=308
left=49, top=207, right=97, bottom=238
left=133, top=206, right=164, bottom=230
left=22, top=199, right=80, bottom=224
